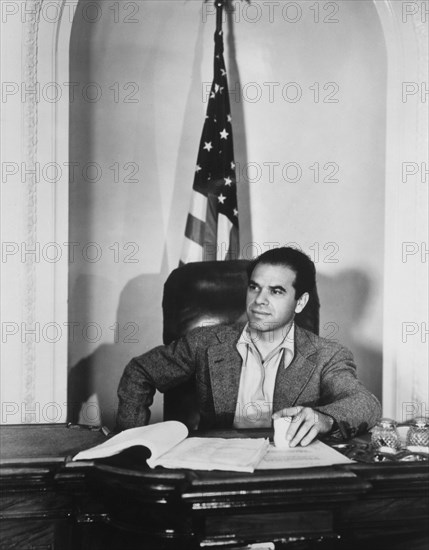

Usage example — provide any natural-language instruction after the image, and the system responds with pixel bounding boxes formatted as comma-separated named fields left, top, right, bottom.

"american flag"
left=180, top=1, right=239, bottom=264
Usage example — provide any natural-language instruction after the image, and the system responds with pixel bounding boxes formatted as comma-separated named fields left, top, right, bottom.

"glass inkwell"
left=406, top=417, right=429, bottom=451
left=371, top=418, right=400, bottom=454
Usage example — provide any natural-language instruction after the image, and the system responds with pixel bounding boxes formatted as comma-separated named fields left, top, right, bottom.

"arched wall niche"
left=1, top=0, right=77, bottom=423
left=1, top=0, right=427, bottom=424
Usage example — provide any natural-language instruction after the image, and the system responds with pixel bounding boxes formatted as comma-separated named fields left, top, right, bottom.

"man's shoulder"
left=295, top=325, right=351, bottom=356
left=185, top=322, right=244, bottom=345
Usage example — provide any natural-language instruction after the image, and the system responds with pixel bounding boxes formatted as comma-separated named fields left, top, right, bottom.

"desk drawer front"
left=0, top=519, right=74, bottom=550
left=204, top=510, right=334, bottom=541
left=0, top=491, right=72, bottom=520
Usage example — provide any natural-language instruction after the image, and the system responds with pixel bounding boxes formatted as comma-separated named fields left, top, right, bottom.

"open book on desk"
left=73, top=421, right=354, bottom=472
left=72, top=421, right=270, bottom=473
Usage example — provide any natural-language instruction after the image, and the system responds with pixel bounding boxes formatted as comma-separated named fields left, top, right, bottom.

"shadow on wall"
left=67, top=271, right=166, bottom=431
left=317, top=269, right=382, bottom=402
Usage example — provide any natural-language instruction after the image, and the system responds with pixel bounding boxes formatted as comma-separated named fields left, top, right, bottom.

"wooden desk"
left=1, top=425, right=428, bottom=550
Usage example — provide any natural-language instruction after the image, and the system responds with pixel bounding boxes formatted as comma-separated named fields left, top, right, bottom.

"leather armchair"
left=162, top=260, right=320, bottom=429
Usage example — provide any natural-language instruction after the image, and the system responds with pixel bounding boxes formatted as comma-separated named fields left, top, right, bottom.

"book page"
left=149, top=437, right=270, bottom=472
left=73, top=421, right=188, bottom=461
left=256, top=440, right=354, bottom=470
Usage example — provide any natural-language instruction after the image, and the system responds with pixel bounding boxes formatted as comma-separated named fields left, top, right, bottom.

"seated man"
left=117, top=247, right=381, bottom=446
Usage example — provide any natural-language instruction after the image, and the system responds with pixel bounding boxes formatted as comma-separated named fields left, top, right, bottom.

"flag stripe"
left=217, top=213, right=233, bottom=260
left=184, top=213, right=206, bottom=245
left=188, top=190, right=207, bottom=222
left=199, top=195, right=218, bottom=261
left=181, top=237, right=203, bottom=264
left=227, top=225, right=239, bottom=260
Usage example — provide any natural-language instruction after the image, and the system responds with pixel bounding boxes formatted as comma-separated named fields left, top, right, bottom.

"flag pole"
left=216, top=0, right=224, bottom=33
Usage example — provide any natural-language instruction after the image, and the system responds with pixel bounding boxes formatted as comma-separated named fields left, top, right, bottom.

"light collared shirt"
left=233, top=323, right=295, bottom=429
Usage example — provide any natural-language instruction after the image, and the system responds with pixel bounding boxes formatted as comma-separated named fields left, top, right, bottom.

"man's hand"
left=272, top=406, right=334, bottom=447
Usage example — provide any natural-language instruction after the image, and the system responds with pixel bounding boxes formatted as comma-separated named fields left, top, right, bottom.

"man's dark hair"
left=246, top=247, right=316, bottom=299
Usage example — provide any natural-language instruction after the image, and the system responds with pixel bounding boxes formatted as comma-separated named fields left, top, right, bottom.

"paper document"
left=73, top=421, right=269, bottom=472
left=73, top=421, right=188, bottom=461
left=149, top=437, right=270, bottom=472
left=256, top=440, right=354, bottom=469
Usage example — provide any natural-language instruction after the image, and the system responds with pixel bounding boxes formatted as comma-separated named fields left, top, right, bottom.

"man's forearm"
left=315, top=390, right=382, bottom=438
left=116, top=359, right=156, bottom=431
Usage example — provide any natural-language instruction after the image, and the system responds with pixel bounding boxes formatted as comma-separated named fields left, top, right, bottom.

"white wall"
left=68, top=0, right=387, bottom=429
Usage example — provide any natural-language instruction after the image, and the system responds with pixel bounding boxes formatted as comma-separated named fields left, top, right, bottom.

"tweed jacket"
left=117, top=324, right=381, bottom=437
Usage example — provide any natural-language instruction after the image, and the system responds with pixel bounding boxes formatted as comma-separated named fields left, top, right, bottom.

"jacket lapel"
left=207, top=326, right=243, bottom=426
left=273, top=325, right=318, bottom=412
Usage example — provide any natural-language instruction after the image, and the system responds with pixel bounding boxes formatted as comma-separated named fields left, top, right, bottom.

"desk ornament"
left=406, top=417, right=429, bottom=452
left=371, top=418, right=400, bottom=454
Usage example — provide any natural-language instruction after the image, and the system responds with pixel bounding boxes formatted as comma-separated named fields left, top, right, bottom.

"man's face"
left=246, top=263, right=308, bottom=338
